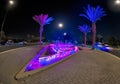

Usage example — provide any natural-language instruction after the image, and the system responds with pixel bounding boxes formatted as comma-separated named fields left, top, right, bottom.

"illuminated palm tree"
left=80, top=4, right=106, bottom=49
left=33, top=14, right=54, bottom=44
left=78, top=25, right=91, bottom=46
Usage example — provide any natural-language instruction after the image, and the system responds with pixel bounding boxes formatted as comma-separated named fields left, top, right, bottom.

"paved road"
left=0, top=43, right=40, bottom=53
left=0, top=45, right=26, bottom=53
left=0, top=46, right=120, bottom=84
left=0, top=45, right=42, bottom=84
left=0, top=42, right=47, bottom=53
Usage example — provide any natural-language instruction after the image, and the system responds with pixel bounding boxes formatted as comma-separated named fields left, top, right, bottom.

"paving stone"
left=0, top=47, right=120, bottom=84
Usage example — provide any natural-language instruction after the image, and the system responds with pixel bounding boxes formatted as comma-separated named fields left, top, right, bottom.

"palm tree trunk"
left=84, top=33, right=87, bottom=47
left=40, top=25, right=43, bottom=45
left=92, top=23, right=96, bottom=50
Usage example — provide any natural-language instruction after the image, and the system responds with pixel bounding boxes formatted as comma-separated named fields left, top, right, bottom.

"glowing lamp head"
left=9, top=0, right=14, bottom=5
left=63, top=32, right=67, bottom=36
left=58, top=23, right=63, bottom=28
left=115, top=0, right=120, bottom=4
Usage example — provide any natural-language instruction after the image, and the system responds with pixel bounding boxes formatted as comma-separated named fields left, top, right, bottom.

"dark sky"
left=0, top=0, right=120, bottom=41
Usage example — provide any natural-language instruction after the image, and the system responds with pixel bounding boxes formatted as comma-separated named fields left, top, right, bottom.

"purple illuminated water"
left=25, top=43, right=79, bottom=72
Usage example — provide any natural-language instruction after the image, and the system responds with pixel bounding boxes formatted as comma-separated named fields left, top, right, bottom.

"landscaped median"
left=15, top=43, right=79, bottom=80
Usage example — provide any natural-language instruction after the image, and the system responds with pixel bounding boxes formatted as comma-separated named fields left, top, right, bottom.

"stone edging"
left=15, top=51, right=79, bottom=80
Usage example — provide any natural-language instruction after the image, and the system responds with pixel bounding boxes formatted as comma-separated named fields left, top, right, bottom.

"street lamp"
left=58, top=23, right=63, bottom=28
left=63, top=32, right=67, bottom=36
left=115, top=0, right=120, bottom=4
left=56, top=23, right=64, bottom=42
left=9, top=0, right=14, bottom=5
left=0, top=0, right=14, bottom=42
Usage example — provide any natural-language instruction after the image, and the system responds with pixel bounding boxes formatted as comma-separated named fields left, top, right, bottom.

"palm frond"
left=33, top=15, right=41, bottom=25
left=42, top=14, right=48, bottom=24
left=80, top=14, right=89, bottom=20
left=39, top=14, right=43, bottom=24
left=45, top=17, right=54, bottom=25
left=94, top=6, right=106, bottom=21
left=33, top=14, right=54, bottom=26
left=78, top=24, right=91, bottom=34
left=80, top=4, right=106, bottom=23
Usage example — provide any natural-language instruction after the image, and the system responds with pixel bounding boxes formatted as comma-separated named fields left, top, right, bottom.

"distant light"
left=108, top=0, right=120, bottom=13
left=9, top=0, right=14, bottom=5
left=58, top=23, right=63, bottom=28
left=115, top=0, right=120, bottom=4
left=63, top=32, right=67, bottom=36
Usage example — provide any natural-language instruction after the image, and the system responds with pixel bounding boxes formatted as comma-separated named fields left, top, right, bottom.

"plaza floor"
left=0, top=46, right=120, bottom=84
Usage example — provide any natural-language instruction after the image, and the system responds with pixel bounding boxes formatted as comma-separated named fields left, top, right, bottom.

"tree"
left=96, top=34, right=103, bottom=42
left=78, top=24, right=91, bottom=46
left=0, top=30, right=6, bottom=38
left=80, top=4, right=106, bottom=49
left=0, top=30, right=6, bottom=42
left=107, top=36, right=119, bottom=46
left=33, top=14, right=54, bottom=44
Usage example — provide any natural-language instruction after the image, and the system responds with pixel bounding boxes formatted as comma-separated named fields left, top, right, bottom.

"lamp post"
left=0, top=0, right=14, bottom=43
left=58, top=23, right=63, bottom=28
left=63, top=32, right=67, bottom=43
left=115, top=0, right=120, bottom=4
left=57, top=23, right=64, bottom=42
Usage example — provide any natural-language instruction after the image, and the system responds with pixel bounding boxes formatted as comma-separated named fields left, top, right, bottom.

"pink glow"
left=33, top=14, right=53, bottom=44
left=25, top=43, right=79, bottom=71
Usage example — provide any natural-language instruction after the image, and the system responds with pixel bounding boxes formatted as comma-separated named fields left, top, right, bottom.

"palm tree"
left=78, top=25, right=91, bottom=47
left=80, top=4, right=106, bottom=49
left=33, top=14, right=54, bottom=44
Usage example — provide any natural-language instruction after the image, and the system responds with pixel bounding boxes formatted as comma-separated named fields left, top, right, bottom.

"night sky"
left=0, top=0, right=120, bottom=41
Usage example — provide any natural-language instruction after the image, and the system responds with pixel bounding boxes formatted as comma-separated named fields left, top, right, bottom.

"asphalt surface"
left=0, top=45, right=25, bottom=53
left=0, top=46, right=120, bottom=84
left=0, top=43, right=39, bottom=53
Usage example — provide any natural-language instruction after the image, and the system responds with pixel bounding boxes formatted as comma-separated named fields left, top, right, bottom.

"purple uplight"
left=25, top=43, right=79, bottom=72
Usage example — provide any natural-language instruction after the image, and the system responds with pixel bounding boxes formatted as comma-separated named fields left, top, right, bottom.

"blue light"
left=80, top=4, right=106, bottom=23
left=78, top=25, right=91, bottom=33
left=100, top=46, right=109, bottom=52
left=95, top=43, right=113, bottom=52
left=25, top=43, right=79, bottom=71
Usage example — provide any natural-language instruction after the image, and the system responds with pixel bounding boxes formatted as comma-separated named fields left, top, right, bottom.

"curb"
left=15, top=51, right=79, bottom=80
left=97, top=50, right=120, bottom=60
left=0, top=46, right=26, bottom=55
